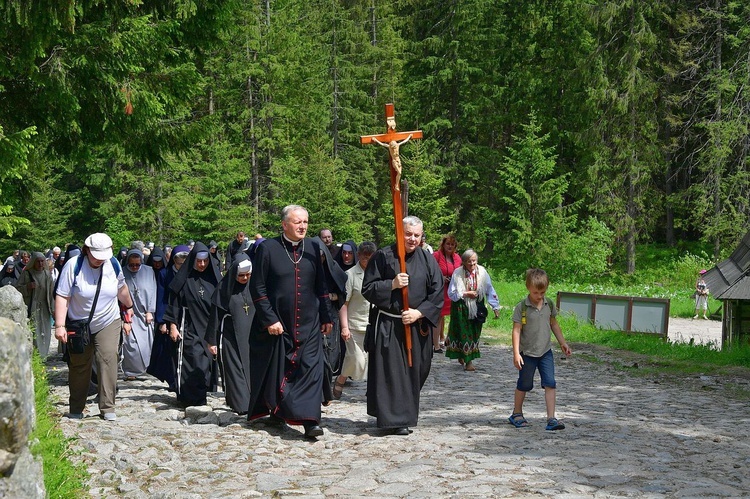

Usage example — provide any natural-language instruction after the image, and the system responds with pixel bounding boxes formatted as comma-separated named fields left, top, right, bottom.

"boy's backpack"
left=53, top=254, right=121, bottom=297
left=521, top=296, right=553, bottom=326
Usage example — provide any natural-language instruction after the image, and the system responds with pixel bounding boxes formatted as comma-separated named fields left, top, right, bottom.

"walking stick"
left=176, top=307, right=186, bottom=396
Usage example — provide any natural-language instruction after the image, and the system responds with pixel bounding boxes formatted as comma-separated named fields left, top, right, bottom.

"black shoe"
left=304, top=423, right=324, bottom=438
left=393, top=427, right=411, bottom=436
left=267, top=414, right=286, bottom=425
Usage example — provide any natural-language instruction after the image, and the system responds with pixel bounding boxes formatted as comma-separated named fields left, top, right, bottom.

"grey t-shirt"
left=512, top=296, right=557, bottom=357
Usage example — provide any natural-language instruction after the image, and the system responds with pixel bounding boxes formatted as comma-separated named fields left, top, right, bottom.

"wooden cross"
left=361, top=103, right=423, bottom=367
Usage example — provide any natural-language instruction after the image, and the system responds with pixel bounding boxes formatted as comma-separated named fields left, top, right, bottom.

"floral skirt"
left=445, top=299, right=481, bottom=363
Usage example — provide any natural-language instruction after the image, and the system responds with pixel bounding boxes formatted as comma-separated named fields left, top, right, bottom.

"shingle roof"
left=716, top=275, right=750, bottom=300
left=705, top=231, right=750, bottom=300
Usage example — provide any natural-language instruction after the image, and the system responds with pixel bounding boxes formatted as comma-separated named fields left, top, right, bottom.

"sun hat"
left=84, top=233, right=114, bottom=260
left=699, top=269, right=707, bottom=274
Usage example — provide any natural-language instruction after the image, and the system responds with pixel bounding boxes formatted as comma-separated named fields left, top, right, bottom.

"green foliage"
left=494, top=111, right=577, bottom=273
left=0, top=124, right=36, bottom=237
left=1, top=0, right=750, bottom=268
left=30, top=354, right=88, bottom=498
left=543, top=216, right=614, bottom=282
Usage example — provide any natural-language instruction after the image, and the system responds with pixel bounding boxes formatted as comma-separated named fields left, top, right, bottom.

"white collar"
left=282, top=234, right=302, bottom=247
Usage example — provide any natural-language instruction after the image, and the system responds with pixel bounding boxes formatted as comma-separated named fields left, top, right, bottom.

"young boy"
left=509, top=268, right=572, bottom=430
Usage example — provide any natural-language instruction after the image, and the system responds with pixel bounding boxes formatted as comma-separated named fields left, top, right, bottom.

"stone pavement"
left=46, top=335, right=750, bottom=498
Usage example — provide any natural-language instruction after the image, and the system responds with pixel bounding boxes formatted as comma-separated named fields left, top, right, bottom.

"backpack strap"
left=110, top=256, right=121, bottom=276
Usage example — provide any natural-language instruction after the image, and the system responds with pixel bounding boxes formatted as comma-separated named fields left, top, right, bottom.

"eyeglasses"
left=128, top=263, right=142, bottom=269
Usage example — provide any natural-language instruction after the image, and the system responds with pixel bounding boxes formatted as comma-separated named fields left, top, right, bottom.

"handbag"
left=65, top=264, right=103, bottom=355
left=65, top=319, right=90, bottom=354
left=473, top=299, right=488, bottom=324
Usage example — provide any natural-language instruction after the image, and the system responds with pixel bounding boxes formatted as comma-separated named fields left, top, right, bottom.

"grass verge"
left=30, top=354, right=89, bottom=499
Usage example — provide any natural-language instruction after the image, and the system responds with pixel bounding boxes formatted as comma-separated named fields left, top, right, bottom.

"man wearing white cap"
left=54, top=232, right=134, bottom=421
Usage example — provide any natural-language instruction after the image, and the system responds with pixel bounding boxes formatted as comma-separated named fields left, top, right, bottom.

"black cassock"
left=361, top=245, right=443, bottom=429
left=207, top=255, right=255, bottom=414
left=163, top=242, right=221, bottom=406
left=312, top=236, right=348, bottom=404
left=247, top=236, right=331, bottom=424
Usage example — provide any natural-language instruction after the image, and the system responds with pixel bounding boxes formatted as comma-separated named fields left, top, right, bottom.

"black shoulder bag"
left=66, top=266, right=103, bottom=355
left=473, top=299, right=488, bottom=324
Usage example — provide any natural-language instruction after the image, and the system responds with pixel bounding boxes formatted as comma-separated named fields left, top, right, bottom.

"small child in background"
left=509, top=268, right=572, bottom=431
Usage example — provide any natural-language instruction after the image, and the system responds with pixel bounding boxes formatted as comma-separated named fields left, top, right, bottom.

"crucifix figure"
left=361, top=103, right=423, bottom=366
left=243, top=303, right=250, bottom=315
left=370, top=134, right=412, bottom=191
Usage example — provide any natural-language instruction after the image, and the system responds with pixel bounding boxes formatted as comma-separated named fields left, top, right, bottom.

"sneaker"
left=693, top=315, right=699, bottom=319
left=545, top=417, right=565, bottom=431
left=101, top=412, right=117, bottom=421
left=66, top=412, right=84, bottom=420
left=703, top=315, right=708, bottom=320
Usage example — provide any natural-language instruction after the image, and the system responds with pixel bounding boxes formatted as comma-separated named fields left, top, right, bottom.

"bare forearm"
left=118, top=284, right=134, bottom=308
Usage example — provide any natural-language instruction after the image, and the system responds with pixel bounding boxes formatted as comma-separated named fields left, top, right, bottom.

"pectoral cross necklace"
left=198, top=286, right=205, bottom=297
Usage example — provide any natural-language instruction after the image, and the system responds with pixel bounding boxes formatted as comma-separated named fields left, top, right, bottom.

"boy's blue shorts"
left=516, top=349, right=556, bottom=392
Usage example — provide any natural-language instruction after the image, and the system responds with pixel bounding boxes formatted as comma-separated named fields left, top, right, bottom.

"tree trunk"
left=712, top=0, right=722, bottom=259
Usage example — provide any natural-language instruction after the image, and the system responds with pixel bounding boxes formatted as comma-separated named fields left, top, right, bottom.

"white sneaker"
left=101, top=412, right=117, bottom=421
left=693, top=315, right=699, bottom=319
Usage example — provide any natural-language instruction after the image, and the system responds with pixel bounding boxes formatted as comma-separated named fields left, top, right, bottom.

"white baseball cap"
left=85, top=233, right=114, bottom=260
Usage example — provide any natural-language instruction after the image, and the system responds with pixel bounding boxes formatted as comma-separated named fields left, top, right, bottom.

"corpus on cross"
left=360, top=103, right=423, bottom=366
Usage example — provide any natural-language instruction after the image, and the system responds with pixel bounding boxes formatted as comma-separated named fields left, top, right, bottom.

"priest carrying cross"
left=360, top=104, right=444, bottom=436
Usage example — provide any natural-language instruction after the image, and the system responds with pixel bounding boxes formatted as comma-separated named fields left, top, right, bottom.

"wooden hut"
left=703, top=231, right=750, bottom=345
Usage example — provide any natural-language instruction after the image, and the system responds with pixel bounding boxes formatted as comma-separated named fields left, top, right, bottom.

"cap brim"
left=89, top=248, right=113, bottom=260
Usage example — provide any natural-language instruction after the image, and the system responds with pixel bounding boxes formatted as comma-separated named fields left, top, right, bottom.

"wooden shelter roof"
left=704, top=231, right=750, bottom=300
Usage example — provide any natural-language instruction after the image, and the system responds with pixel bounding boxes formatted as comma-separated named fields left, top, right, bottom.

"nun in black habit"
left=206, top=254, right=255, bottom=414
left=146, top=246, right=173, bottom=386
left=334, top=240, right=358, bottom=272
left=163, top=242, right=222, bottom=406
left=312, top=236, right=348, bottom=405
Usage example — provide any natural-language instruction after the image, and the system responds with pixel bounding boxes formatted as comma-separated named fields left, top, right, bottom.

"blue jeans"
left=516, top=349, right=556, bottom=392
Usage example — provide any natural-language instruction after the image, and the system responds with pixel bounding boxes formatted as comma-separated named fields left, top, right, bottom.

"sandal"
left=545, top=418, right=565, bottom=431
left=332, top=378, right=346, bottom=400
left=508, top=413, right=529, bottom=428
left=464, top=361, right=476, bottom=372
left=458, top=358, right=464, bottom=366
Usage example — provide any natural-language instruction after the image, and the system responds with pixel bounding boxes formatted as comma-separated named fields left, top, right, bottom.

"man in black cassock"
left=247, top=205, right=333, bottom=438
left=207, top=254, right=255, bottom=414
left=362, top=215, right=443, bottom=436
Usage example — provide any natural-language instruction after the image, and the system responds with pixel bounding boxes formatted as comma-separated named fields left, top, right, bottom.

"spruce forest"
left=2, top=1, right=750, bottom=278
